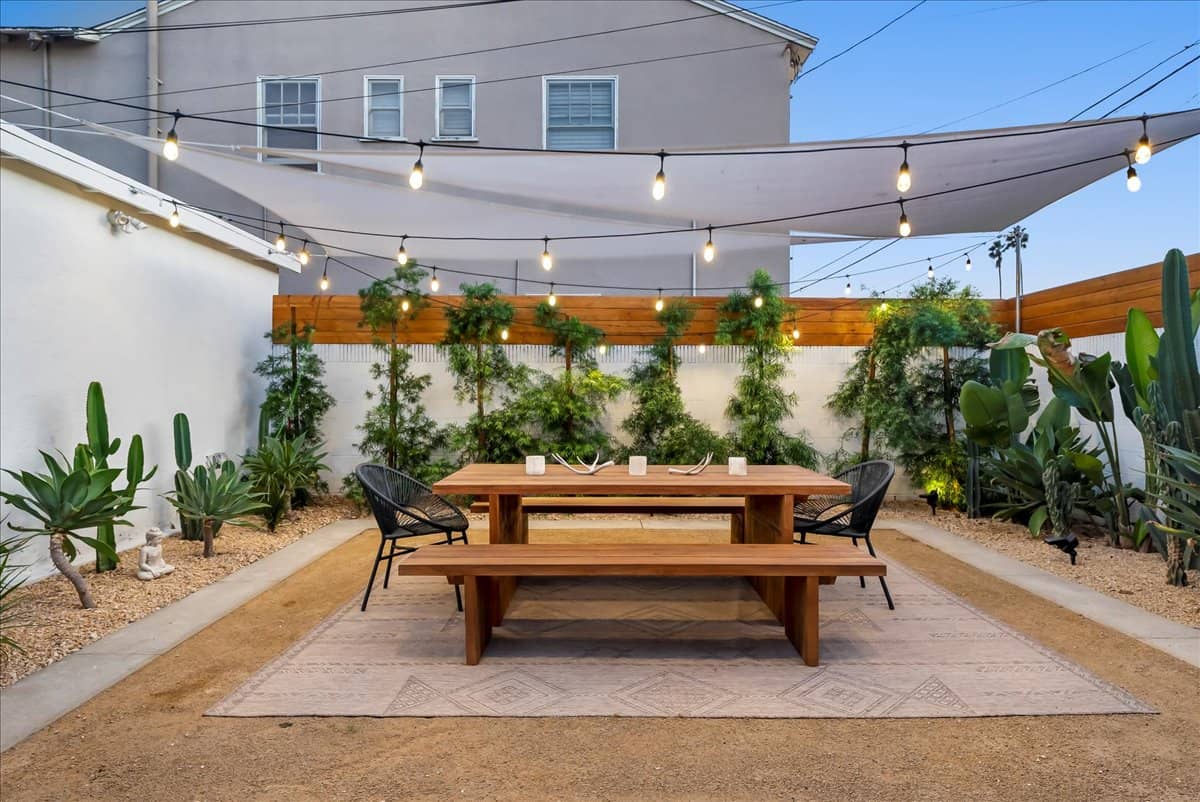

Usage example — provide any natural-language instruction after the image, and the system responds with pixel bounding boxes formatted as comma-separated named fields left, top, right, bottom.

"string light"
left=698, top=343, right=706, bottom=354
left=655, top=289, right=664, bottom=312
left=297, top=239, right=310, bottom=266
left=964, top=254, right=972, bottom=271
left=547, top=282, right=557, bottom=306
left=161, top=110, right=180, bottom=161
left=500, top=327, right=510, bottom=341
left=598, top=343, right=607, bottom=355
left=652, top=151, right=667, bottom=200
left=168, top=201, right=180, bottom=228
left=1134, top=115, right=1152, bottom=165
left=896, top=142, right=911, bottom=193
left=397, top=236, right=409, bottom=266
left=274, top=222, right=286, bottom=251
left=319, top=258, right=330, bottom=292
left=400, top=297, right=411, bottom=312
left=429, top=269, right=440, bottom=292
left=926, top=259, right=935, bottom=280
left=1125, top=150, right=1141, bottom=192
left=753, top=294, right=763, bottom=308
left=792, top=322, right=800, bottom=340
left=844, top=277, right=852, bottom=295
left=898, top=199, right=912, bottom=237
left=409, top=142, right=425, bottom=189
left=541, top=237, right=553, bottom=271
left=879, top=301, right=890, bottom=312
left=703, top=225, right=715, bottom=263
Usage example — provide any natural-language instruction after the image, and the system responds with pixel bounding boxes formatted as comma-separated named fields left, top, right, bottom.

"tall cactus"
left=172, top=413, right=222, bottom=542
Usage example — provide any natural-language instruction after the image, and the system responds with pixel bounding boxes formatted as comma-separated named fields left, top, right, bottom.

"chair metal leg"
left=850, top=536, right=866, bottom=587
left=361, top=537, right=386, bottom=611
left=863, top=535, right=895, bottom=610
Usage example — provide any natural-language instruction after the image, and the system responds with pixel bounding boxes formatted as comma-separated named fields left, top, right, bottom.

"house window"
left=364, top=76, right=404, bottom=139
left=436, top=76, right=475, bottom=139
left=544, top=77, right=616, bottom=150
left=260, top=77, right=319, bottom=167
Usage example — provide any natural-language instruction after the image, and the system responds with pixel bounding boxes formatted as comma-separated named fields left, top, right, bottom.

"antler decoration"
left=668, top=452, right=714, bottom=475
left=551, top=452, right=615, bottom=475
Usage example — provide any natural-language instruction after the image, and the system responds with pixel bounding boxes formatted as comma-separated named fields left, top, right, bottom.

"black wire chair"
left=793, top=460, right=896, bottom=609
left=355, top=464, right=469, bottom=612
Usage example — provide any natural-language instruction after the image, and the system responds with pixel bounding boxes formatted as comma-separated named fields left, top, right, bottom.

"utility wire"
left=1102, top=53, right=1200, bottom=118
left=798, top=0, right=927, bottom=79
left=1070, top=40, right=1200, bottom=120
left=2, top=1, right=800, bottom=115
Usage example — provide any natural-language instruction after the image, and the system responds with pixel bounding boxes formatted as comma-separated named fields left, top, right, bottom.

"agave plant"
left=165, top=459, right=263, bottom=558
left=0, top=530, right=33, bottom=656
left=243, top=436, right=329, bottom=532
left=1148, top=444, right=1200, bottom=586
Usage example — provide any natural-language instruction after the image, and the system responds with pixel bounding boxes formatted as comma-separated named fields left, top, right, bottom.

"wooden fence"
left=273, top=253, right=1198, bottom=346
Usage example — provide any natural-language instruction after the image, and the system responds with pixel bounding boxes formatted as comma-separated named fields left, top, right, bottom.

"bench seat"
left=395, top=543, right=886, bottom=666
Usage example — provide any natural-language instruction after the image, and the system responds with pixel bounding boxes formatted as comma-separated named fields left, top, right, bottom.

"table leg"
left=784, top=575, right=820, bottom=666
left=464, top=576, right=493, bottom=665
left=488, top=494, right=522, bottom=626
left=744, top=493, right=793, bottom=621
left=729, top=508, right=745, bottom=544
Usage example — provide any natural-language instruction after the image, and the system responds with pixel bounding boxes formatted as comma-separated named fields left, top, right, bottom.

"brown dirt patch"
left=879, top=500, right=1200, bottom=627
left=1, top=526, right=1196, bottom=801
left=1, top=497, right=357, bottom=687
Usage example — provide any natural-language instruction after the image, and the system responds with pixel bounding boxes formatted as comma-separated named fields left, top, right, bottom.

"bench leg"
left=464, top=576, right=493, bottom=665
left=784, top=576, right=820, bottom=666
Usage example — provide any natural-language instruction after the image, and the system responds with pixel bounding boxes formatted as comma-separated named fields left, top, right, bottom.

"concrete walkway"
left=888, top=519, right=1199, bottom=668
left=0, top=518, right=371, bottom=752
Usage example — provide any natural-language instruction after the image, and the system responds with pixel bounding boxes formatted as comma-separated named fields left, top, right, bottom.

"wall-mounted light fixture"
left=106, top=209, right=148, bottom=234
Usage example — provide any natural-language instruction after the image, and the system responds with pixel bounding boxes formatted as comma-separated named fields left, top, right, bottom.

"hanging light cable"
left=297, top=239, right=310, bottom=266
left=319, top=257, right=330, bottom=292
left=397, top=236, right=409, bottom=266
left=703, top=225, right=715, bottom=263
left=409, top=142, right=425, bottom=189
left=547, top=282, right=557, bottom=306
left=162, top=110, right=181, bottom=161
left=429, top=268, right=440, bottom=293
left=1125, top=150, right=1141, bottom=192
left=898, top=198, right=912, bottom=237
left=274, top=222, right=286, bottom=251
left=652, top=151, right=667, bottom=200
left=655, top=288, right=664, bottom=312
left=896, top=141, right=911, bottom=193
left=541, top=237, right=553, bottom=271
left=1134, top=114, right=1152, bottom=164
left=964, top=254, right=972, bottom=271
left=168, top=201, right=180, bottom=228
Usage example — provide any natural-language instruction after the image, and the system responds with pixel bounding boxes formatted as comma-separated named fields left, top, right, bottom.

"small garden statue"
left=136, top=527, right=175, bottom=581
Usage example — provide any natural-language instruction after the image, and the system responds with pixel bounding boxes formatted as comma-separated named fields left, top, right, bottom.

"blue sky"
left=2, top=0, right=1197, bottom=297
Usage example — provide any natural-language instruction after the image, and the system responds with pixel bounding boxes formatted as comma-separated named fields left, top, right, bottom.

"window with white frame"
left=436, top=76, right=475, bottom=139
left=260, top=77, right=319, bottom=167
left=364, top=76, right=404, bottom=139
left=544, top=77, right=615, bottom=150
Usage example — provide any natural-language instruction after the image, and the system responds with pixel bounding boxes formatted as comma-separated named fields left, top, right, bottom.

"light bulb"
left=698, top=343, right=706, bottom=354
left=1134, top=134, right=1151, bottom=165
left=927, top=261, right=935, bottom=280
left=598, top=344, right=607, bottom=355
left=168, top=204, right=180, bottom=228
left=500, top=327, right=509, bottom=341
left=879, top=301, right=889, bottom=312
left=703, top=225, right=715, bottom=263
left=965, top=255, right=972, bottom=271
left=397, top=248, right=408, bottom=266
left=792, top=327, right=800, bottom=340
left=547, top=283, right=557, bottom=306
left=1126, top=166, right=1141, bottom=192
left=401, top=298, right=411, bottom=312
left=275, top=229, right=286, bottom=251
left=898, top=213, right=911, bottom=238
left=844, top=280, right=851, bottom=296
left=652, top=170, right=666, bottom=200
left=162, top=110, right=180, bottom=161
left=654, top=291, right=664, bottom=312
left=896, top=161, right=911, bottom=193
left=297, top=241, right=310, bottom=266
left=541, top=237, right=553, bottom=271
left=430, top=272, right=440, bottom=292
left=409, top=144, right=424, bottom=189
left=319, top=274, right=329, bottom=292
left=753, top=295, right=763, bottom=308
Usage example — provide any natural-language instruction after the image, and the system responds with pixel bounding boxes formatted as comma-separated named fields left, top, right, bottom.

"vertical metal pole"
left=147, top=0, right=160, bottom=188
left=513, top=259, right=519, bottom=295
left=40, top=37, right=52, bottom=143
left=1014, top=232, right=1024, bottom=333
left=690, top=220, right=697, bottom=296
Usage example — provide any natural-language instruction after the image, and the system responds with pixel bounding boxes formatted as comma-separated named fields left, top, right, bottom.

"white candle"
left=629, top=456, right=648, bottom=476
left=728, top=457, right=748, bottom=476
left=525, top=455, right=546, bottom=475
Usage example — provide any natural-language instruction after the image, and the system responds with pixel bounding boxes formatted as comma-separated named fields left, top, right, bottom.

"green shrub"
left=243, top=436, right=329, bottom=532
left=255, top=322, right=335, bottom=440
left=166, top=459, right=263, bottom=558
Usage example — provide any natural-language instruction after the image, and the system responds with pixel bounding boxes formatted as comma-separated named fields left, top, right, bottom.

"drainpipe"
left=513, top=259, right=519, bottom=294
left=146, top=0, right=160, bottom=188
left=38, top=35, right=52, bottom=143
left=690, top=220, right=697, bottom=296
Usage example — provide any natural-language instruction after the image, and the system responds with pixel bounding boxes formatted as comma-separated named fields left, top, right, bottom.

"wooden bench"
left=394, top=543, right=886, bottom=667
left=468, top=496, right=747, bottom=541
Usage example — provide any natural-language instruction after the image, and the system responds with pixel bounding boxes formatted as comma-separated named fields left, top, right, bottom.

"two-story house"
left=0, top=1, right=816, bottom=294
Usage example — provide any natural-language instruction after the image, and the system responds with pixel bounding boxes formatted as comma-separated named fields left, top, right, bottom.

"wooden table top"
left=395, top=543, right=886, bottom=577
left=432, top=463, right=851, bottom=497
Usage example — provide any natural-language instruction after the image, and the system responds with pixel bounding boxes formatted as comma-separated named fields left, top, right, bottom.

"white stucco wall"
left=0, top=162, right=279, bottom=580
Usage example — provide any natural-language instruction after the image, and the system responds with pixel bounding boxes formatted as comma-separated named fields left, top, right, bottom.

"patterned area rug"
left=210, top=557, right=1152, bottom=718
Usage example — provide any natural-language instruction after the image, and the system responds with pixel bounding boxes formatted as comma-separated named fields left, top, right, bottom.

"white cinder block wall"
left=0, top=163, right=279, bottom=581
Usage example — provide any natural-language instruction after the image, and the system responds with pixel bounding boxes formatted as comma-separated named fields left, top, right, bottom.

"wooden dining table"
left=432, top=463, right=851, bottom=624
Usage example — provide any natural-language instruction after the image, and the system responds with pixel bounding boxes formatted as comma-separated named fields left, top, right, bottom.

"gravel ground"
left=0, top=497, right=358, bottom=687
left=879, top=500, right=1200, bottom=628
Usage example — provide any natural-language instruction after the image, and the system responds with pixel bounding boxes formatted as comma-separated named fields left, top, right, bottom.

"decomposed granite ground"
left=0, top=526, right=1196, bottom=802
